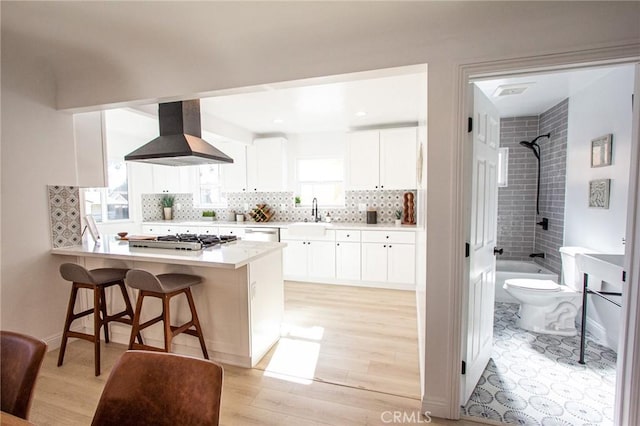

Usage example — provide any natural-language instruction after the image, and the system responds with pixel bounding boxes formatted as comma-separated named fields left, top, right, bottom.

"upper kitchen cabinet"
left=220, top=141, right=248, bottom=192
left=246, top=137, right=288, bottom=192
left=151, top=165, right=198, bottom=194
left=346, top=127, right=417, bottom=190
left=74, top=111, right=108, bottom=187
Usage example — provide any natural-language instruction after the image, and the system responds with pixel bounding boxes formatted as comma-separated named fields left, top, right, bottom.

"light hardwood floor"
left=29, top=282, right=482, bottom=425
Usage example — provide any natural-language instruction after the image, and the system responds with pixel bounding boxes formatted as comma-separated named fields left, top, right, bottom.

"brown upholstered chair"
left=125, top=269, right=208, bottom=359
left=58, top=263, right=143, bottom=376
left=91, top=351, right=223, bottom=426
left=1, top=330, right=47, bottom=419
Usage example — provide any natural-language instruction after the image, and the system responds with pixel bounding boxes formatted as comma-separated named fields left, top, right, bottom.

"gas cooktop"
left=128, top=234, right=238, bottom=251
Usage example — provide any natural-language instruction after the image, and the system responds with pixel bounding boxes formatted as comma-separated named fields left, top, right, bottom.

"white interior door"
left=462, top=85, right=500, bottom=403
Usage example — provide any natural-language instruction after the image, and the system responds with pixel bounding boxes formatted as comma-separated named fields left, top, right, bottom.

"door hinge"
left=461, top=361, right=466, bottom=375
left=622, top=270, right=626, bottom=283
left=465, top=243, right=470, bottom=258
left=467, top=117, right=473, bottom=133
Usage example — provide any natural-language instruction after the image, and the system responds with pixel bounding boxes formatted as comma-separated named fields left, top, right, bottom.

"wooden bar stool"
left=58, top=263, right=143, bottom=376
left=125, top=270, right=209, bottom=359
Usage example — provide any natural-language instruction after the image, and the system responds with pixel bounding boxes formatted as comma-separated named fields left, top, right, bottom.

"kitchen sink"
left=287, top=222, right=331, bottom=237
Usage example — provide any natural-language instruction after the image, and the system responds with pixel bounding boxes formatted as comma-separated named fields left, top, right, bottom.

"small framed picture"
left=589, top=179, right=611, bottom=209
left=591, top=134, right=613, bottom=168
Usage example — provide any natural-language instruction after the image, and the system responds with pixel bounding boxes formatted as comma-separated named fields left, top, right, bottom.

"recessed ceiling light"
left=273, top=118, right=284, bottom=124
left=355, top=111, right=367, bottom=117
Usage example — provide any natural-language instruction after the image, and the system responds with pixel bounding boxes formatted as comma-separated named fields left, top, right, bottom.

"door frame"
left=450, top=45, right=640, bottom=423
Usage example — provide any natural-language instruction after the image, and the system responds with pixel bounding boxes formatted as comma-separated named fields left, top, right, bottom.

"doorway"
left=461, top=63, right=637, bottom=425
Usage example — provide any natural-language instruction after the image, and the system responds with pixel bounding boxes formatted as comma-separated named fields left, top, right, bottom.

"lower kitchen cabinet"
left=361, top=230, right=416, bottom=286
left=336, top=241, right=361, bottom=281
left=282, top=237, right=336, bottom=281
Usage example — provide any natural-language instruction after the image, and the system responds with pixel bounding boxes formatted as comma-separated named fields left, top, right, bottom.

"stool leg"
left=185, top=288, right=209, bottom=360
left=163, top=295, right=172, bottom=353
left=99, top=287, right=109, bottom=343
left=58, top=283, right=80, bottom=367
left=93, top=286, right=101, bottom=376
left=118, top=282, right=143, bottom=344
left=129, top=292, right=144, bottom=350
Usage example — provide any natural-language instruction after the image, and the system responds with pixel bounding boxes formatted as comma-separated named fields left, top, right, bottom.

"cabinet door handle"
left=383, top=245, right=387, bottom=248
left=381, top=185, right=384, bottom=189
left=346, top=234, right=350, bottom=237
left=337, top=243, right=340, bottom=246
left=389, top=245, right=392, bottom=248
left=375, top=185, right=378, bottom=189
left=386, top=236, right=389, bottom=239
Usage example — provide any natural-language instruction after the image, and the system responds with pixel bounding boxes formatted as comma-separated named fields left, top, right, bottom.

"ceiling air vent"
left=492, top=83, right=534, bottom=97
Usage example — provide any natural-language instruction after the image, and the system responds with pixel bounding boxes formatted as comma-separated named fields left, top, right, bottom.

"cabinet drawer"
left=335, top=230, right=361, bottom=242
left=197, top=226, right=219, bottom=235
left=219, top=227, right=245, bottom=237
left=361, top=231, right=415, bottom=244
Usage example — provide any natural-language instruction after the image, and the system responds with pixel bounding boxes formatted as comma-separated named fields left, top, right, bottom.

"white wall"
left=565, top=65, right=635, bottom=349
left=0, top=34, right=77, bottom=344
left=2, top=2, right=639, bottom=419
left=565, top=66, right=634, bottom=253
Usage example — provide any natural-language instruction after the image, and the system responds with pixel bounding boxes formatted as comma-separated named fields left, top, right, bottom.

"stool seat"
left=57, top=263, right=142, bottom=376
left=125, top=270, right=208, bottom=359
left=126, top=270, right=202, bottom=293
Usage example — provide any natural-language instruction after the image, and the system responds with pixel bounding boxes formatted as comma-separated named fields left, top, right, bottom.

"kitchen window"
left=196, top=164, right=227, bottom=207
left=84, top=160, right=130, bottom=222
left=296, top=157, right=344, bottom=206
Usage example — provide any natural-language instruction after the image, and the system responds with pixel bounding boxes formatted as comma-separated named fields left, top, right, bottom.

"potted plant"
left=202, top=210, right=217, bottom=221
left=395, top=209, right=402, bottom=226
left=160, top=194, right=175, bottom=220
left=294, top=196, right=301, bottom=207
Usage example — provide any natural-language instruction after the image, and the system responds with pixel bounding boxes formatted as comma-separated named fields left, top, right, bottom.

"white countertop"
left=51, top=237, right=287, bottom=269
left=144, top=220, right=420, bottom=232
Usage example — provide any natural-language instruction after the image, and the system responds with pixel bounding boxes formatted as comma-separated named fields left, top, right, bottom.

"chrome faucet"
left=311, top=197, right=320, bottom=222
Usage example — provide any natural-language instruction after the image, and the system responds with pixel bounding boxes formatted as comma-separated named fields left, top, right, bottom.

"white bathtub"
left=495, top=260, right=559, bottom=303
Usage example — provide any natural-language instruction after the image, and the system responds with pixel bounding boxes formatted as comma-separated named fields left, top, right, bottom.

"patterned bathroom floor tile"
left=462, top=302, right=616, bottom=425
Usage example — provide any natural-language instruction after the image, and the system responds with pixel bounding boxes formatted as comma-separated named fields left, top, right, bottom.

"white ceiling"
left=125, top=65, right=629, bottom=143
left=474, top=66, right=622, bottom=117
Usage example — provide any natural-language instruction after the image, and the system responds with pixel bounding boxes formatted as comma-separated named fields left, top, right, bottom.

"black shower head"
left=519, top=140, right=540, bottom=159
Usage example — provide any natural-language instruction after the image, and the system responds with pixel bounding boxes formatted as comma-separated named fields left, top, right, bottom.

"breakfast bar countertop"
left=51, top=237, right=287, bottom=269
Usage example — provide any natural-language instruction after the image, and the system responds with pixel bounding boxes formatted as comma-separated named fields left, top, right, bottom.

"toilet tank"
left=559, top=246, right=599, bottom=291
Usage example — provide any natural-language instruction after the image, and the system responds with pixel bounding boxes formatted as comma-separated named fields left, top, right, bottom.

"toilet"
left=503, top=246, right=596, bottom=336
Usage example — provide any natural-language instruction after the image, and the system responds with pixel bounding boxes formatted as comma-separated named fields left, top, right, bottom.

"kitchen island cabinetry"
left=51, top=239, right=285, bottom=367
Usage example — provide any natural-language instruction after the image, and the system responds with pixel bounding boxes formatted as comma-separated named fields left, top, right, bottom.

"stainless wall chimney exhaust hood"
left=125, top=100, right=234, bottom=166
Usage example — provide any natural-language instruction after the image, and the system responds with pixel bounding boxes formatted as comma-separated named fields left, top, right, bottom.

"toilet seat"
left=504, top=279, right=561, bottom=292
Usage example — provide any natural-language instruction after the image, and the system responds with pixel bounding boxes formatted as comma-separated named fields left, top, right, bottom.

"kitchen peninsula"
left=51, top=238, right=286, bottom=367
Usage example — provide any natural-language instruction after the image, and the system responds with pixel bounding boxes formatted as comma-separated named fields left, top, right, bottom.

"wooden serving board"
left=120, top=235, right=157, bottom=241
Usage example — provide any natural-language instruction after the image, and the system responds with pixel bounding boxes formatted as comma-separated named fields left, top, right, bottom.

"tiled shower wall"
left=534, top=99, right=569, bottom=275
left=497, top=99, right=568, bottom=275
left=141, top=190, right=416, bottom=224
left=497, top=116, right=539, bottom=260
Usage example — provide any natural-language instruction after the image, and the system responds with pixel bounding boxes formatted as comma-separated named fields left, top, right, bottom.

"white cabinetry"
left=220, top=142, right=248, bottom=192
left=246, top=137, right=287, bottom=192
left=361, top=231, right=415, bottom=286
left=281, top=229, right=335, bottom=280
left=347, top=127, right=417, bottom=190
left=141, top=224, right=197, bottom=235
left=335, top=230, right=361, bottom=281
left=74, top=111, right=108, bottom=187
left=218, top=226, right=245, bottom=238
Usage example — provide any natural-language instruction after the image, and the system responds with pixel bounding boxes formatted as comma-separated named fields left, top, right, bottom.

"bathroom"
left=462, top=64, right=634, bottom=425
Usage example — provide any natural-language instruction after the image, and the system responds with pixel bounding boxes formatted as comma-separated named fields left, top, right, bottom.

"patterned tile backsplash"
left=48, top=185, right=82, bottom=248
left=141, top=190, right=417, bottom=224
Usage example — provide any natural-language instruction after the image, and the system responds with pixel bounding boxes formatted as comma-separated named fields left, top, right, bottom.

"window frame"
left=295, top=156, right=345, bottom=207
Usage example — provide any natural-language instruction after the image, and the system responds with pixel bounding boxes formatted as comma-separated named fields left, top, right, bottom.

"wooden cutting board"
left=120, top=235, right=157, bottom=241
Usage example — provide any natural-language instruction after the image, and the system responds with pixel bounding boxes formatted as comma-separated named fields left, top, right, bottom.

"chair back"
left=125, top=269, right=164, bottom=292
left=0, top=330, right=47, bottom=419
left=60, top=263, right=93, bottom=283
left=91, top=351, right=223, bottom=426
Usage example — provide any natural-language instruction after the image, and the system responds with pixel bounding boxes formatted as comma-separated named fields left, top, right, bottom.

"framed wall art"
left=590, top=134, right=612, bottom=168
left=588, top=179, right=611, bottom=209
